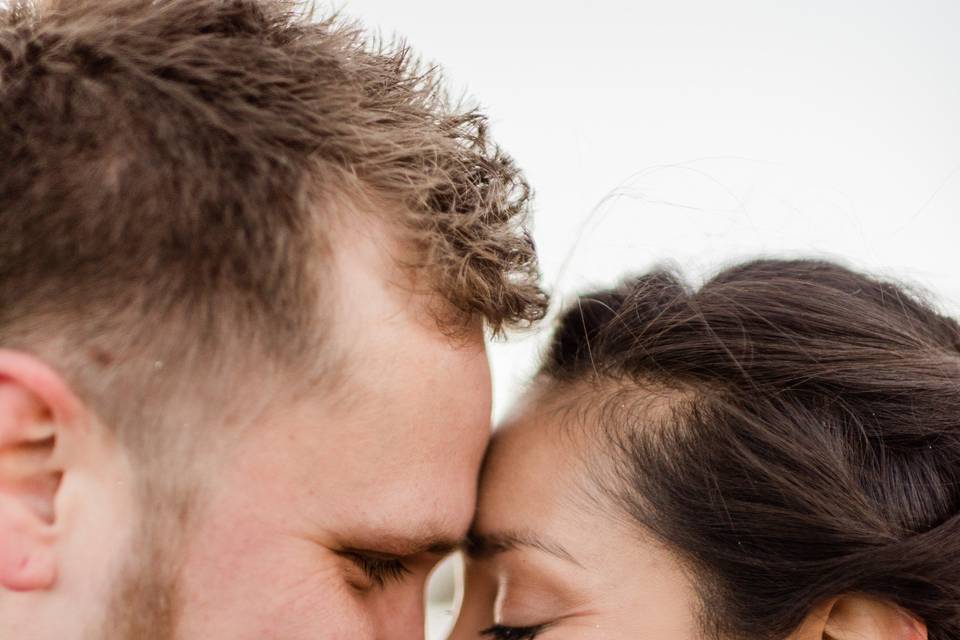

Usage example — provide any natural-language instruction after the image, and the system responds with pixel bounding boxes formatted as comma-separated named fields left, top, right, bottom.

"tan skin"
left=451, top=386, right=929, bottom=640
left=450, top=389, right=700, bottom=640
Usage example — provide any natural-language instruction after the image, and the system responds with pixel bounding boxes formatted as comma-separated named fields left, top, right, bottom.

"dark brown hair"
left=544, top=259, right=960, bottom=640
left=0, top=0, right=545, bottom=437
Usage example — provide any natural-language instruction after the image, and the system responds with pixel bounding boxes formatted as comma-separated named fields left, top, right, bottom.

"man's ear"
left=0, top=350, right=82, bottom=592
left=792, top=595, right=927, bottom=640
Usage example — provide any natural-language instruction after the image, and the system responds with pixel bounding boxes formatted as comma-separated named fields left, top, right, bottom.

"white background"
left=338, top=1, right=960, bottom=637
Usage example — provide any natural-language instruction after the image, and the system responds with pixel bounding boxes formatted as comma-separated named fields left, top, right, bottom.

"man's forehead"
left=312, top=440, right=482, bottom=551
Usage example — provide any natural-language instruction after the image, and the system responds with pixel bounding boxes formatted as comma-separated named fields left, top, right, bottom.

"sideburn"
left=93, top=480, right=196, bottom=640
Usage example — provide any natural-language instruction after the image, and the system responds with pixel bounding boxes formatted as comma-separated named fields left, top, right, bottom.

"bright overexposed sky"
left=341, top=0, right=960, bottom=422
left=337, top=2, right=959, bottom=636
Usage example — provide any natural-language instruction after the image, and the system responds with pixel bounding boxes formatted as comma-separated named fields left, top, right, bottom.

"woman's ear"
left=791, top=595, right=927, bottom=640
left=823, top=596, right=927, bottom=640
left=0, top=350, right=82, bottom=592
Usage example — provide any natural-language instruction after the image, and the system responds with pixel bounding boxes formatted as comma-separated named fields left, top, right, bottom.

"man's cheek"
left=176, top=530, right=371, bottom=639
left=260, top=567, right=375, bottom=640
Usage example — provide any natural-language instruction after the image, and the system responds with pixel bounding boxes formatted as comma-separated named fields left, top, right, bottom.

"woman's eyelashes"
left=340, top=550, right=411, bottom=588
left=480, top=624, right=547, bottom=640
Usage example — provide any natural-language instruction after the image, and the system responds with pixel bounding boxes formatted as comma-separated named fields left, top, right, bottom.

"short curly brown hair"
left=0, top=0, right=546, bottom=389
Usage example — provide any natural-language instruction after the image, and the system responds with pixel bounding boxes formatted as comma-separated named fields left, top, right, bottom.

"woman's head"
left=454, top=259, right=959, bottom=640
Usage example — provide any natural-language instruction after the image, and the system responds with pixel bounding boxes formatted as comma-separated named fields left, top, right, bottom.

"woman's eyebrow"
left=464, top=528, right=581, bottom=566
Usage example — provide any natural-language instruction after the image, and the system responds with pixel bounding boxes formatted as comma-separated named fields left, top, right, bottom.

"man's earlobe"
left=794, top=595, right=927, bottom=640
left=0, top=350, right=81, bottom=592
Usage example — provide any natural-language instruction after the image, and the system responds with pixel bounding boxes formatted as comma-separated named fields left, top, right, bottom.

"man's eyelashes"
left=480, top=624, right=546, bottom=640
left=340, top=551, right=411, bottom=588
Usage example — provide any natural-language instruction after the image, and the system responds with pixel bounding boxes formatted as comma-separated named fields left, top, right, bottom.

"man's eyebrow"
left=464, top=529, right=581, bottom=566
left=346, top=531, right=462, bottom=557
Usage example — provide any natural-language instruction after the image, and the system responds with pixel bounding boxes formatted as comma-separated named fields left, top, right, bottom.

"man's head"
left=0, top=1, right=546, bottom=637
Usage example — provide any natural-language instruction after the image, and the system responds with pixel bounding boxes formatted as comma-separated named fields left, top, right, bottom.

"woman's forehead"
left=476, top=388, right=609, bottom=544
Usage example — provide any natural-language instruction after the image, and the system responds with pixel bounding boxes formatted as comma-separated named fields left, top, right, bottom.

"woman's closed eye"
left=340, top=551, right=411, bottom=588
left=480, top=624, right=547, bottom=640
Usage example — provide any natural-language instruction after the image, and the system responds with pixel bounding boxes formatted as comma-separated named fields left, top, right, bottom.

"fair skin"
left=0, top=218, right=492, bottom=639
left=452, top=386, right=928, bottom=640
